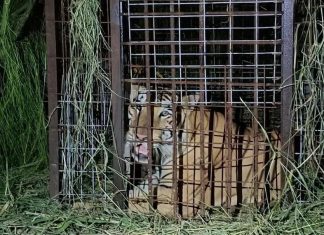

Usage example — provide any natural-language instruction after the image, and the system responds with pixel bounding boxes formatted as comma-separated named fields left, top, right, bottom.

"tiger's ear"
left=182, top=93, right=200, bottom=109
left=130, top=84, right=147, bottom=103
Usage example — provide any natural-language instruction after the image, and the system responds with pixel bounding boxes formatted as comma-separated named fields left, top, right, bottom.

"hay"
left=293, top=0, right=324, bottom=196
left=0, top=171, right=324, bottom=234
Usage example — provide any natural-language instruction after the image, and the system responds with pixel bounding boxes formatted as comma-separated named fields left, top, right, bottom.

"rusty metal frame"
left=281, top=0, right=294, bottom=183
left=45, top=0, right=59, bottom=199
left=110, top=0, right=126, bottom=208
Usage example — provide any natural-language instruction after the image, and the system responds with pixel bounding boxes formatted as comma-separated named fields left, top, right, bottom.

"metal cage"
left=122, top=0, right=293, bottom=217
left=45, top=0, right=294, bottom=217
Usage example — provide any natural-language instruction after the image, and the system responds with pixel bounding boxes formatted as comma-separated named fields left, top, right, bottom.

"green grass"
left=0, top=171, right=324, bottom=234
left=0, top=0, right=47, bottom=208
left=0, top=33, right=47, bottom=168
left=0, top=0, right=37, bottom=39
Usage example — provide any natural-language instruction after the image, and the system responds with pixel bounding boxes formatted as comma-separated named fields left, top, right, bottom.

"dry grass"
left=0, top=170, right=324, bottom=234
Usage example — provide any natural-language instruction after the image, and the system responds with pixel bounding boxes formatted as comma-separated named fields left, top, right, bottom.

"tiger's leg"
left=131, top=169, right=159, bottom=196
left=128, top=169, right=160, bottom=214
left=128, top=182, right=152, bottom=214
left=158, top=171, right=212, bottom=219
left=156, top=186, right=175, bottom=217
left=123, top=140, right=150, bottom=213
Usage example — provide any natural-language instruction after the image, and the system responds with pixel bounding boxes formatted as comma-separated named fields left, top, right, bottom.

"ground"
left=0, top=168, right=323, bottom=234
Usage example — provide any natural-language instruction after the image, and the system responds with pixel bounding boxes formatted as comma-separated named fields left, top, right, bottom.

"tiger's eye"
left=161, top=110, right=170, bottom=116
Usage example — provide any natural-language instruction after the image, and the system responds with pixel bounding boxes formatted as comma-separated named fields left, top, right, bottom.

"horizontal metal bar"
left=130, top=26, right=282, bottom=31
left=128, top=64, right=280, bottom=68
left=126, top=11, right=282, bottom=17
left=130, top=52, right=282, bottom=56
left=126, top=1, right=283, bottom=5
left=124, top=40, right=281, bottom=45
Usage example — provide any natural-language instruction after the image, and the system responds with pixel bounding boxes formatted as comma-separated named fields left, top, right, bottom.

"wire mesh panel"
left=46, top=0, right=114, bottom=202
left=122, top=0, right=284, bottom=217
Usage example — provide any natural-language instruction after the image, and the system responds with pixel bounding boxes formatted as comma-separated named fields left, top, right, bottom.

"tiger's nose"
left=136, top=134, right=147, bottom=141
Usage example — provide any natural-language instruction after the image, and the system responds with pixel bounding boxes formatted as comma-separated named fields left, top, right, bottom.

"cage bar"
left=281, top=0, right=295, bottom=167
left=45, top=0, right=59, bottom=198
left=111, top=0, right=126, bottom=208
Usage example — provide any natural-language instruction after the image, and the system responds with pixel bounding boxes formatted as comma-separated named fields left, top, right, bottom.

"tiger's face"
left=126, top=88, right=175, bottom=164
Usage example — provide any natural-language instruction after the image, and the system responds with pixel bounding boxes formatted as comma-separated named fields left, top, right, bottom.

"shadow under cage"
left=122, top=0, right=293, bottom=218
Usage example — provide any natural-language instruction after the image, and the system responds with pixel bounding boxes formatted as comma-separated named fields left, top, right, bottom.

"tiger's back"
left=156, top=108, right=281, bottom=217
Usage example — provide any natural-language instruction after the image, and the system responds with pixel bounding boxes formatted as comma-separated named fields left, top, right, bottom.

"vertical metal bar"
left=45, top=0, right=59, bottom=199
left=126, top=0, right=134, bottom=188
left=144, top=0, right=153, bottom=208
left=110, top=0, right=125, bottom=209
left=103, top=0, right=111, bottom=196
left=221, top=66, right=227, bottom=206
left=199, top=0, right=206, bottom=216
left=253, top=0, right=259, bottom=206
left=281, top=0, right=294, bottom=188
left=262, top=66, right=271, bottom=208
left=225, top=1, right=233, bottom=210
left=127, top=0, right=132, bottom=77
left=177, top=0, right=182, bottom=85
left=61, top=0, right=71, bottom=200
left=170, top=1, right=179, bottom=217
left=273, top=0, right=279, bottom=105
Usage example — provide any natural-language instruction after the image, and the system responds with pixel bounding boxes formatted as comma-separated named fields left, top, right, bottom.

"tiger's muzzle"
left=132, top=134, right=161, bottom=164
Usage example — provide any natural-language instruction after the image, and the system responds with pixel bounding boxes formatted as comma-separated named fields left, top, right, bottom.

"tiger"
left=125, top=86, right=282, bottom=218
